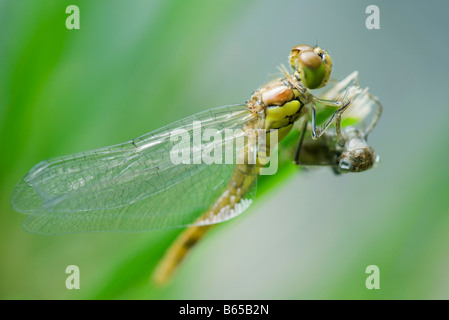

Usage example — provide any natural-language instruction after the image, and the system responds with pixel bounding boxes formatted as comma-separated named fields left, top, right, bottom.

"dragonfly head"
left=337, top=128, right=379, bottom=173
left=289, top=45, right=332, bottom=89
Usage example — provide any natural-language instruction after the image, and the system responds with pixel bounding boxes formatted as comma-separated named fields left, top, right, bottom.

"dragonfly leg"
left=311, top=87, right=352, bottom=140
left=363, top=92, right=383, bottom=139
left=293, top=118, right=309, bottom=165
left=335, top=112, right=345, bottom=146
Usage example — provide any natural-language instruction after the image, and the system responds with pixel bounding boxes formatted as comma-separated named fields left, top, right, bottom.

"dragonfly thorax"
left=248, top=78, right=308, bottom=145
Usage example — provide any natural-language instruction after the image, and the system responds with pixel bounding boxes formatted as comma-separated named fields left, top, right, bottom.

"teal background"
left=1, top=0, right=448, bottom=299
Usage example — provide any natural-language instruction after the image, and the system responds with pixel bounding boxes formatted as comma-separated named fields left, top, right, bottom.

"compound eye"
left=313, top=47, right=324, bottom=59
left=289, top=45, right=332, bottom=89
left=296, top=51, right=326, bottom=89
left=291, top=44, right=314, bottom=55
left=289, top=44, right=314, bottom=69
left=298, top=51, right=322, bottom=69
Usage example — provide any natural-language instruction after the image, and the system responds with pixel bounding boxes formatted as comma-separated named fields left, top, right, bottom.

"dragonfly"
left=10, top=45, right=382, bottom=284
left=152, top=71, right=382, bottom=283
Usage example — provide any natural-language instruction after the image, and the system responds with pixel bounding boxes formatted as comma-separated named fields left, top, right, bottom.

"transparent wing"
left=11, top=104, right=259, bottom=234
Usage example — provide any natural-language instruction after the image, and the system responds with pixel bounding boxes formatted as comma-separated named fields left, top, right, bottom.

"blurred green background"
left=1, top=0, right=449, bottom=299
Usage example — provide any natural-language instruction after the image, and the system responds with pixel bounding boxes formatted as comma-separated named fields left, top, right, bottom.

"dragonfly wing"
left=11, top=104, right=259, bottom=234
